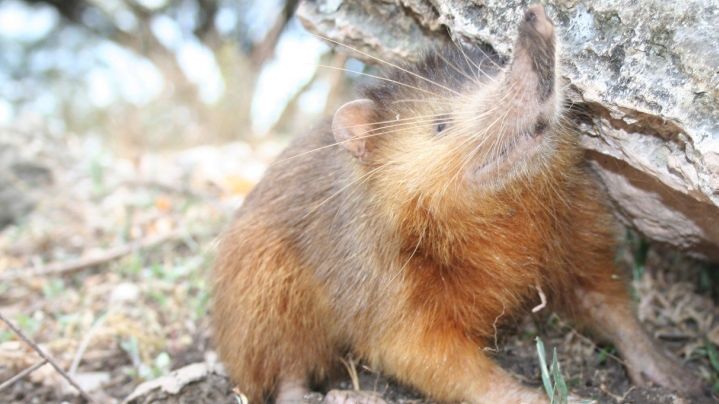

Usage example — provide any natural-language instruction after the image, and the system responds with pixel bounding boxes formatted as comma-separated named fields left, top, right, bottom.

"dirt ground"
left=1, top=131, right=717, bottom=403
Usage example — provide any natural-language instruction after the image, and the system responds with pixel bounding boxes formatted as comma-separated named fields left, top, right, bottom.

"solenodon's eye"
left=434, top=115, right=450, bottom=135
left=533, top=120, right=548, bottom=136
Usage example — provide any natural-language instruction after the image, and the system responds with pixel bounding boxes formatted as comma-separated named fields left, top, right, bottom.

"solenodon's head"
left=330, top=4, right=565, bottom=210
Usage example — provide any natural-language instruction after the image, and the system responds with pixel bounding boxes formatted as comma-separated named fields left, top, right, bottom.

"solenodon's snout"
left=522, top=5, right=554, bottom=42
left=514, top=4, right=556, bottom=102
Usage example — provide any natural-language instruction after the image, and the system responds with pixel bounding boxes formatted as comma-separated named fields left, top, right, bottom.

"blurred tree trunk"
left=269, top=51, right=348, bottom=136
left=28, top=0, right=300, bottom=144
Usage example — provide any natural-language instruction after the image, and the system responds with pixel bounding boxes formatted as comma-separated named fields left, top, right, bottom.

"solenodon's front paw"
left=625, top=348, right=704, bottom=395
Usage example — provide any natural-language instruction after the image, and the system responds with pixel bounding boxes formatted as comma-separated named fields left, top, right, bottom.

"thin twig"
left=532, top=283, right=547, bottom=313
left=119, top=179, right=210, bottom=201
left=1, top=231, right=187, bottom=281
left=69, top=313, right=108, bottom=375
left=0, top=312, right=94, bottom=402
left=0, top=359, right=48, bottom=392
left=568, top=328, right=627, bottom=366
left=483, top=303, right=506, bottom=352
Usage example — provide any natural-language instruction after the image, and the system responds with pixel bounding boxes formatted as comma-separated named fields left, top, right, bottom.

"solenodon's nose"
left=522, top=4, right=554, bottom=41
left=512, top=4, right=557, bottom=102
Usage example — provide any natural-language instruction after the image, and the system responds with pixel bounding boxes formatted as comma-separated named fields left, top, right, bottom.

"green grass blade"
left=706, top=340, right=719, bottom=373
left=536, top=336, right=554, bottom=400
left=550, top=347, right=569, bottom=404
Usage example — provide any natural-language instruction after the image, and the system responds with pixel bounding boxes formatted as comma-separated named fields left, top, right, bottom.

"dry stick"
left=483, top=304, right=506, bottom=353
left=0, top=313, right=94, bottom=402
left=120, top=179, right=210, bottom=201
left=0, top=231, right=186, bottom=281
left=567, top=328, right=627, bottom=366
left=69, top=314, right=108, bottom=375
left=0, top=359, right=48, bottom=392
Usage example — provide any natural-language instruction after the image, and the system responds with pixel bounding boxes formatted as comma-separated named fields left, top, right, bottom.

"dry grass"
left=0, top=128, right=283, bottom=402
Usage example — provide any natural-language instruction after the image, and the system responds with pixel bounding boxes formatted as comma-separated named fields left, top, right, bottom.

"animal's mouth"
left=471, top=130, right=544, bottom=183
left=467, top=4, right=556, bottom=186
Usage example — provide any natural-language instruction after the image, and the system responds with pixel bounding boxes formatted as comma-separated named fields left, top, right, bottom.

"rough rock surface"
left=297, top=0, right=719, bottom=260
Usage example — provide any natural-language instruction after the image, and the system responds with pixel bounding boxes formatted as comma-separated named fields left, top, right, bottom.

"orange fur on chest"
left=388, top=167, right=585, bottom=344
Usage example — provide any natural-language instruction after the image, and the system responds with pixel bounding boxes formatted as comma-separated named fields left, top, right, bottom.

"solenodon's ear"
left=332, top=98, right=377, bottom=163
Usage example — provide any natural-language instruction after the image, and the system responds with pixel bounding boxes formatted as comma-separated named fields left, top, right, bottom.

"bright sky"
left=0, top=0, right=328, bottom=133
left=252, top=19, right=329, bottom=134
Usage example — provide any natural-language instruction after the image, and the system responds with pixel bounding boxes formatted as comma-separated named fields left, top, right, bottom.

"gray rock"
left=123, top=361, right=233, bottom=404
left=298, top=0, right=719, bottom=260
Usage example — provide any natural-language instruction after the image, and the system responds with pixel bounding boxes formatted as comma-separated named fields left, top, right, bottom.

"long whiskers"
left=433, top=48, right=481, bottom=85
left=436, top=81, right=520, bottom=197
left=302, top=163, right=386, bottom=220
left=381, top=218, right=426, bottom=297
left=314, top=64, right=451, bottom=99
left=452, top=38, right=485, bottom=83
left=444, top=28, right=500, bottom=82
left=444, top=105, right=510, bottom=192
left=274, top=109, right=487, bottom=165
left=312, top=33, right=464, bottom=97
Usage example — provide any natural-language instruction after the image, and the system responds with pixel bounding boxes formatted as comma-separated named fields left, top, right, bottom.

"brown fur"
left=212, top=5, right=700, bottom=403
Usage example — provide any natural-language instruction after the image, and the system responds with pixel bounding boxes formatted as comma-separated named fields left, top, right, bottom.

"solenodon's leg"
left=572, top=288, right=703, bottom=394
